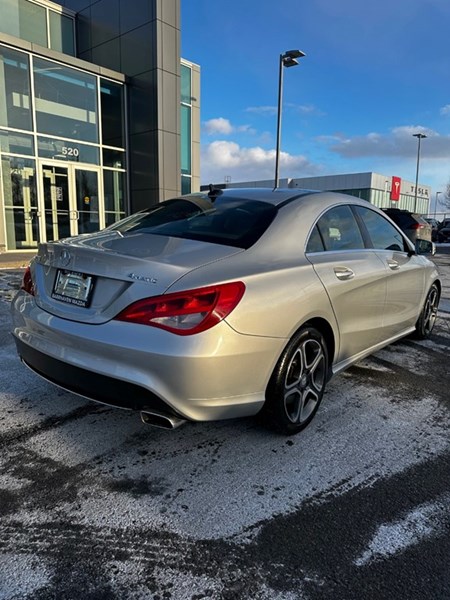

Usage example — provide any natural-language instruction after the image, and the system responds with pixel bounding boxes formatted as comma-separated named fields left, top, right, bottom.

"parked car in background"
left=381, top=208, right=432, bottom=243
left=11, top=189, right=440, bottom=436
left=424, top=217, right=440, bottom=242
left=437, top=218, right=450, bottom=243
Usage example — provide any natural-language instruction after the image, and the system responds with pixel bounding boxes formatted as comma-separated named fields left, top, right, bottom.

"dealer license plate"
left=52, top=270, right=94, bottom=308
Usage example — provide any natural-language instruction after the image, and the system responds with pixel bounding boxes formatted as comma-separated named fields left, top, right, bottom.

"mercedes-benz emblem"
left=60, top=249, right=72, bottom=267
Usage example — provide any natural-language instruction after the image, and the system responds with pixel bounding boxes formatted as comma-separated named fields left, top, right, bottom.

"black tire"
left=261, top=326, right=328, bottom=435
left=414, top=283, right=440, bottom=339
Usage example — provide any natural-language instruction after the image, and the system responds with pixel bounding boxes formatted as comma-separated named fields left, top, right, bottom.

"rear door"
left=306, top=204, right=387, bottom=363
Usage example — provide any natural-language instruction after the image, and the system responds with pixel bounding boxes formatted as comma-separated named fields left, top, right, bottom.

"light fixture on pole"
left=274, top=49, right=305, bottom=189
left=413, top=133, right=427, bottom=213
left=434, top=191, right=442, bottom=220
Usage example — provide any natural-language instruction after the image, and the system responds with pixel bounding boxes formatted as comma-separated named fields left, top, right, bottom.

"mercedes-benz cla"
left=11, top=188, right=440, bottom=435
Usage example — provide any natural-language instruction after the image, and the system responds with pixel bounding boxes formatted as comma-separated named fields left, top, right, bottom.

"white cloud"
left=245, top=106, right=278, bottom=116
left=327, top=126, right=450, bottom=159
left=440, top=105, right=450, bottom=116
left=286, top=103, right=326, bottom=116
left=246, top=104, right=324, bottom=117
left=203, top=118, right=256, bottom=137
left=203, top=117, right=234, bottom=135
left=200, top=140, right=319, bottom=185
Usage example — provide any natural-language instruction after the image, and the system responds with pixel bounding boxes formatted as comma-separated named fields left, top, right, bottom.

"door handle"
left=334, top=266, right=355, bottom=280
left=387, top=259, right=399, bottom=270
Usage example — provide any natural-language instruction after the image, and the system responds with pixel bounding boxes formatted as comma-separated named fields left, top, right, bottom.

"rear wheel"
left=414, top=283, right=440, bottom=339
left=261, top=326, right=328, bottom=435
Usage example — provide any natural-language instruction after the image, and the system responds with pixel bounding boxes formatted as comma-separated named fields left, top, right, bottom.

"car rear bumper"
left=15, top=336, right=181, bottom=416
left=11, top=291, right=285, bottom=422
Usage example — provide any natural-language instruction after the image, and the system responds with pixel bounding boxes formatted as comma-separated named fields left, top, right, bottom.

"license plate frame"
left=52, top=270, right=95, bottom=308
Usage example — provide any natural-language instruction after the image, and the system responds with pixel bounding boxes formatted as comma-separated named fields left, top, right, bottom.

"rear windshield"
left=385, top=211, right=427, bottom=228
left=109, top=197, right=277, bottom=249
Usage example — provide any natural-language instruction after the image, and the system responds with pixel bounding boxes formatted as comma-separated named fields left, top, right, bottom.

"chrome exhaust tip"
left=140, top=410, right=186, bottom=430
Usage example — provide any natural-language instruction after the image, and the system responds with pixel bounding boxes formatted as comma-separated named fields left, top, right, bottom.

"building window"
left=181, top=63, right=195, bottom=192
left=33, top=57, right=98, bottom=142
left=0, top=130, right=34, bottom=155
left=37, top=136, right=99, bottom=164
left=181, top=174, right=191, bottom=195
left=0, top=0, right=75, bottom=56
left=49, top=11, right=75, bottom=55
left=100, top=79, right=124, bottom=148
left=181, top=64, right=191, bottom=105
left=104, top=169, right=126, bottom=226
left=0, top=46, right=32, bottom=131
left=181, top=104, right=191, bottom=176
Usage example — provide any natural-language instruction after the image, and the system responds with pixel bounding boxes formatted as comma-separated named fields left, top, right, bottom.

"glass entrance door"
left=1, top=157, right=39, bottom=249
left=40, top=163, right=101, bottom=242
left=42, top=164, right=71, bottom=241
left=74, top=168, right=100, bottom=234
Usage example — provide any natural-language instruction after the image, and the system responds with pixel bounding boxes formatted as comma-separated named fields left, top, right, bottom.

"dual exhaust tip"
left=140, top=410, right=186, bottom=430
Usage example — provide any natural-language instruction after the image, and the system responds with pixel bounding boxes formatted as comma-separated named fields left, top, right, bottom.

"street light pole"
left=274, top=49, right=305, bottom=190
left=434, top=191, right=442, bottom=220
left=413, top=133, right=427, bottom=213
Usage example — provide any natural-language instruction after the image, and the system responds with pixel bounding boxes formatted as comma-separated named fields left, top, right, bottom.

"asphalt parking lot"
left=0, top=252, right=449, bottom=600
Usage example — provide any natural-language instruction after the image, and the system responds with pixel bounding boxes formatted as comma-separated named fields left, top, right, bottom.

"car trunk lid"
left=32, top=231, right=243, bottom=324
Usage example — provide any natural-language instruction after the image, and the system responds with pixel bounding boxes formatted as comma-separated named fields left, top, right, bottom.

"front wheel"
left=261, top=326, right=329, bottom=435
left=414, top=283, right=440, bottom=339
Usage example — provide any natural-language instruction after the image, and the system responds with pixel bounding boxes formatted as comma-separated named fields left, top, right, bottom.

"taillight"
left=21, top=266, right=35, bottom=295
left=115, top=281, right=245, bottom=335
left=411, top=223, right=423, bottom=230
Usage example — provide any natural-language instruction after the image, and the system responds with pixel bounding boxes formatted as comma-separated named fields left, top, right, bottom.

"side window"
left=355, top=206, right=406, bottom=251
left=305, top=225, right=324, bottom=252
left=316, top=205, right=364, bottom=251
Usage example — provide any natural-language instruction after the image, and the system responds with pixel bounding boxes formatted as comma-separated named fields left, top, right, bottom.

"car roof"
left=183, top=187, right=320, bottom=207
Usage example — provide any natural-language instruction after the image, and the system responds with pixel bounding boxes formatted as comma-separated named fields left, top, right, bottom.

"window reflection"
left=0, top=130, right=34, bottom=154
left=104, top=170, right=126, bottom=223
left=355, top=206, right=405, bottom=252
left=181, top=104, right=191, bottom=175
left=1, top=156, right=38, bottom=249
left=181, top=65, right=191, bottom=105
left=38, top=136, right=99, bottom=164
left=0, top=0, right=75, bottom=56
left=33, top=58, right=98, bottom=142
left=100, top=80, right=124, bottom=147
left=49, top=11, right=75, bottom=56
left=0, top=46, right=32, bottom=130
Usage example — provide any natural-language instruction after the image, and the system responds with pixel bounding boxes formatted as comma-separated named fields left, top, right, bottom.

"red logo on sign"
left=390, top=176, right=401, bottom=201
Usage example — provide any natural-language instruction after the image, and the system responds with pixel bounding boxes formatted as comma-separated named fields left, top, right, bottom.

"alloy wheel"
left=284, top=338, right=326, bottom=424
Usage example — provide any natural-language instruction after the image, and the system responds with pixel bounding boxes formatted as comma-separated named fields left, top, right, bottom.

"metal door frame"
left=37, top=160, right=103, bottom=243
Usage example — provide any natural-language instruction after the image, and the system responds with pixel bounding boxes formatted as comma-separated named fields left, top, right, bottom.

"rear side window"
left=310, top=205, right=364, bottom=251
left=355, top=206, right=406, bottom=251
left=110, top=197, right=277, bottom=249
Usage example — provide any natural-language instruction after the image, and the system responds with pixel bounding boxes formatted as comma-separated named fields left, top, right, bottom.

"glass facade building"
left=0, top=42, right=126, bottom=249
left=0, top=0, right=200, bottom=252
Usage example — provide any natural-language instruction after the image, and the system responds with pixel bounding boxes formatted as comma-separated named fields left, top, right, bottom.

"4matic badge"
left=128, top=273, right=158, bottom=284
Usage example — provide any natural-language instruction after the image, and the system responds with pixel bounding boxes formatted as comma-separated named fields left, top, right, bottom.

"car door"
left=354, top=206, right=425, bottom=337
left=306, top=204, right=387, bottom=364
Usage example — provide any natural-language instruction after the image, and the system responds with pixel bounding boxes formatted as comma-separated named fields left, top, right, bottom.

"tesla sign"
left=390, top=176, right=401, bottom=201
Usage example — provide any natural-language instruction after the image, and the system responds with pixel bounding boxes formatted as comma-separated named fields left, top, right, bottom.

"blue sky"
left=181, top=0, right=450, bottom=212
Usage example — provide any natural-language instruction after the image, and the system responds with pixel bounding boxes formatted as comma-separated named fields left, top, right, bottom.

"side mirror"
left=415, top=239, right=435, bottom=256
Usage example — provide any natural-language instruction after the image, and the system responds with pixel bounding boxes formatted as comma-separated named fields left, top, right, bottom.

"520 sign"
left=61, top=146, right=80, bottom=158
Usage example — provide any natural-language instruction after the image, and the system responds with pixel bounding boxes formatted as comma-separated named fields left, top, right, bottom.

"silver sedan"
left=11, top=188, right=441, bottom=435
